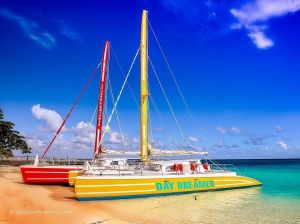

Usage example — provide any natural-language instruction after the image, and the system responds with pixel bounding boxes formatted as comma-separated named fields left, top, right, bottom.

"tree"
left=0, top=108, right=31, bottom=157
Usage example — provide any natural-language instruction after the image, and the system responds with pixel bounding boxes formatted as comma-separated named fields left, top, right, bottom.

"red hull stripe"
left=20, top=166, right=81, bottom=184
left=27, top=178, right=69, bottom=180
left=25, top=171, right=69, bottom=174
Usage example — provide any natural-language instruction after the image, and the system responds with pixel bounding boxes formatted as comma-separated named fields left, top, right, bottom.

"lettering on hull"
left=155, top=180, right=215, bottom=191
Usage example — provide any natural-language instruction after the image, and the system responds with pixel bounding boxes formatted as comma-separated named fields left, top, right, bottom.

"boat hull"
left=69, top=170, right=82, bottom=186
left=20, top=165, right=81, bottom=184
left=74, top=174, right=261, bottom=200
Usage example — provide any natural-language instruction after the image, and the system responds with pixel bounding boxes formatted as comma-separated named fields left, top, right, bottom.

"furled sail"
left=94, top=41, right=110, bottom=157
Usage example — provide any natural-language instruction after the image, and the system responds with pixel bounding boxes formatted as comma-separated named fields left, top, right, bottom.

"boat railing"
left=0, top=156, right=92, bottom=166
left=210, top=163, right=238, bottom=173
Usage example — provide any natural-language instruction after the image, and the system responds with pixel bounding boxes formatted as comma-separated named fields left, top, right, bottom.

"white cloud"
left=28, top=107, right=136, bottom=156
left=277, top=141, right=289, bottom=150
left=231, top=0, right=300, bottom=23
left=216, top=126, right=241, bottom=134
left=188, top=136, right=199, bottom=143
left=26, top=121, right=95, bottom=155
left=0, top=8, right=56, bottom=49
left=248, top=27, right=274, bottom=49
left=31, top=104, right=63, bottom=132
left=55, top=19, right=82, bottom=42
left=106, top=131, right=124, bottom=144
left=230, top=126, right=241, bottom=133
left=276, top=125, right=284, bottom=132
left=26, top=135, right=48, bottom=151
left=72, top=121, right=95, bottom=148
left=132, top=138, right=139, bottom=144
left=216, top=126, right=227, bottom=134
left=230, top=0, right=300, bottom=49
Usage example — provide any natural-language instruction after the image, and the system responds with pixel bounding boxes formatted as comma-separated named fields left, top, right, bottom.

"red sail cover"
left=94, top=41, right=110, bottom=157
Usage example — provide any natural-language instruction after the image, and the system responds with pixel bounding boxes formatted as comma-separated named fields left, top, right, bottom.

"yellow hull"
left=74, top=174, right=261, bottom=200
left=69, top=170, right=82, bottom=186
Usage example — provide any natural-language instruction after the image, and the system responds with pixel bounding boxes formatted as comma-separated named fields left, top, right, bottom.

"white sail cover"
left=102, top=146, right=208, bottom=156
left=150, top=147, right=208, bottom=156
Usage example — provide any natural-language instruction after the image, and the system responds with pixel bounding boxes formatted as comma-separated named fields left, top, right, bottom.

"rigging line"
left=149, top=78, right=199, bottom=150
left=41, top=63, right=101, bottom=158
left=75, top=104, right=97, bottom=159
left=148, top=19, right=201, bottom=134
left=104, top=78, right=109, bottom=125
left=149, top=94, right=179, bottom=149
left=104, top=55, right=109, bottom=124
left=148, top=56, right=187, bottom=144
left=207, top=156, right=232, bottom=172
left=101, top=81, right=109, bottom=152
left=102, top=53, right=111, bottom=150
left=148, top=86, right=176, bottom=149
left=99, top=47, right=140, bottom=145
left=110, top=44, right=140, bottom=109
left=148, top=91, right=154, bottom=146
left=107, top=73, right=126, bottom=146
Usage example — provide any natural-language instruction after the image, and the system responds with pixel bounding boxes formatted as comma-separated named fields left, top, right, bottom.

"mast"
left=94, top=41, right=110, bottom=158
left=140, top=10, right=149, bottom=161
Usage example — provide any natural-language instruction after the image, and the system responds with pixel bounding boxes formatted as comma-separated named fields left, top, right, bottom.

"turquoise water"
left=104, top=159, right=300, bottom=223
left=237, top=161, right=300, bottom=200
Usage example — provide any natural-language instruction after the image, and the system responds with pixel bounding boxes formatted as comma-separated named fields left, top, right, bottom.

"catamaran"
left=72, top=10, right=261, bottom=200
left=20, top=41, right=110, bottom=184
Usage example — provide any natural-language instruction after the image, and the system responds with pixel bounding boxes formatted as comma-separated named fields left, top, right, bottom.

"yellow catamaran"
left=72, top=10, right=261, bottom=200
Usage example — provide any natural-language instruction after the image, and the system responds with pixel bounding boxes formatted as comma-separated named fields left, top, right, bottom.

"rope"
left=41, top=63, right=101, bottom=158
left=111, top=44, right=140, bottom=109
left=99, top=48, right=139, bottom=145
left=148, top=90, right=154, bottom=145
left=104, top=77, right=109, bottom=125
left=148, top=56, right=187, bottom=144
left=107, top=73, right=126, bottom=146
left=148, top=19, right=202, bottom=135
left=148, top=90, right=181, bottom=149
left=75, top=104, right=97, bottom=159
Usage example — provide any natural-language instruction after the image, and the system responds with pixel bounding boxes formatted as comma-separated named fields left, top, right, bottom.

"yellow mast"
left=140, top=10, right=149, bottom=161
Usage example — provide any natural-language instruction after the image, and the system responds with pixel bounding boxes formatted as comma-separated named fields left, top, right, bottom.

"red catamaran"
left=20, top=41, right=110, bottom=184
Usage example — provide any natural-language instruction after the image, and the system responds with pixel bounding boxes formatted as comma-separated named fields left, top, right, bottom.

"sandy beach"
left=1, top=166, right=300, bottom=224
left=0, top=166, right=151, bottom=224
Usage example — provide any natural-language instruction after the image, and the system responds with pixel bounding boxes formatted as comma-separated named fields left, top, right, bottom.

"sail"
left=94, top=41, right=110, bottom=157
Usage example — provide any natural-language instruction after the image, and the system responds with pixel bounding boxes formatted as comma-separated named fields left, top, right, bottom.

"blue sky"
left=1, top=0, right=300, bottom=159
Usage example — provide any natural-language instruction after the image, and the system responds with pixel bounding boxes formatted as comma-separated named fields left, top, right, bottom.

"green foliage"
left=0, top=108, right=31, bottom=157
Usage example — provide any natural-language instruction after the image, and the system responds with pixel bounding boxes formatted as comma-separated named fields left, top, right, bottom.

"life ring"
left=178, top=163, right=183, bottom=172
left=173, top=163, right=178, bottom=171
left=173, top=163, right=183, bottom=172
left=190, top=163, right=198, bottom=172
left=203, top=163, right=210, bottom=171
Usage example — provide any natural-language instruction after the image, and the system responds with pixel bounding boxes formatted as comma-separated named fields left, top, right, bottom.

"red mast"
left=94, top=41, right=110, bottom=158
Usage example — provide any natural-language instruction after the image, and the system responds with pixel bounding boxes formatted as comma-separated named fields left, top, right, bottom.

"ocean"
left=105, top=159, right=300, bottom=223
